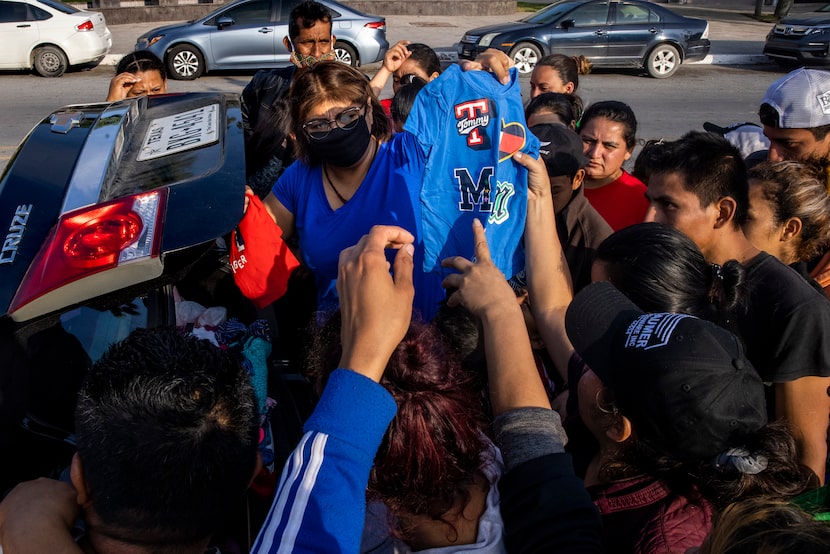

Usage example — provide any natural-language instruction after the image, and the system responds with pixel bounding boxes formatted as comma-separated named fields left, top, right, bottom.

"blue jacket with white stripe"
left=251, top=369, right=396, bottom=553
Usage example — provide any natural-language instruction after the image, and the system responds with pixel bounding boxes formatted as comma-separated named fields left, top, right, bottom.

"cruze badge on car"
left=0, top=205, right=33, bottom=265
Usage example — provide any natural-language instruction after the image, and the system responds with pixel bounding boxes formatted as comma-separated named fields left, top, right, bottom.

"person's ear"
left=780, top=217, right=802, bottom=242
left=70, top=453, right=91, bottom=507
left=713, top=196, right=737, bottom=229
left=428, top=71, right=439, bottom=82
left=564, top=81, right=575, bottom=94
left=572, top=168, right=586, bottom=191
left=329, top=34, right=336, bottom=49
left=624, top=149, right=632, bottom=161
left=606, top=415, right=632, bottom=443
left=283, top=36, right=293, bottom=52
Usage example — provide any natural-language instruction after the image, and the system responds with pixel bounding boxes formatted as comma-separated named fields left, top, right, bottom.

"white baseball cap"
left=761, top=68, right=830, bottom=129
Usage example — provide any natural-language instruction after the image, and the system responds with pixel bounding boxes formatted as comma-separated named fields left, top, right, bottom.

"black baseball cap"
left=565, top=282, right=767, bottom=461
left=531, top=123, right=588, bottom=178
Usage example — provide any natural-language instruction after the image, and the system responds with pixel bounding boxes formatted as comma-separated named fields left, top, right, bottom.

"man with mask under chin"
left=241, top=0, right=336, bottom=186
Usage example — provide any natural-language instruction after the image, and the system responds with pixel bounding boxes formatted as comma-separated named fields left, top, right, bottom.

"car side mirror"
left=216, top=16, right=234, bottom=29
left=561, top=19, right=575, bottom=29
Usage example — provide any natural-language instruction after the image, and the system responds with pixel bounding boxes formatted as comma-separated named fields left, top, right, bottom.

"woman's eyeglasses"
left=302, top=106, right=364, bottom=140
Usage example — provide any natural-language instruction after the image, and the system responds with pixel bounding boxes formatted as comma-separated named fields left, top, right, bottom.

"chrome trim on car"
left=61, top=100, right=140, bottom=215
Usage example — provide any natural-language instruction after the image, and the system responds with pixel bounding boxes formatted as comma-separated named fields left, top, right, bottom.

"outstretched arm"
left=442, top=214, right=602, bottom=553
left=442, top=218, right=549, bottom=415
left=253, top=225, right=415, bottom=553
left=513, top=151, right=576, bottom=383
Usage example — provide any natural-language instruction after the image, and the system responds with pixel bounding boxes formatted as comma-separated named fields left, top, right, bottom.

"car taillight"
left=10, top=190, right=165, bottom=313
left=76, top=19, right=94, bottom=32
left=364, top=21, right=385, bottom=30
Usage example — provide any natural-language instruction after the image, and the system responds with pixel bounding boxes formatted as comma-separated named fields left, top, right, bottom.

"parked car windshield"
left=35, top=0, right=79, bottom=13
left=520, top=0, right=583, bottom=24
left=819, top=3, right=830, bottom=12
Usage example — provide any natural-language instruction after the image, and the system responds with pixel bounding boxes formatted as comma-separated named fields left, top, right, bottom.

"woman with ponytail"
left=593, top=222, right=747, bottom=331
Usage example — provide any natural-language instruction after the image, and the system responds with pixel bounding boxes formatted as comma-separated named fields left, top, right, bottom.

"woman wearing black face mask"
left=261, top=61, right=445, bottom=320
left=260, top=56, right=514, bottom=321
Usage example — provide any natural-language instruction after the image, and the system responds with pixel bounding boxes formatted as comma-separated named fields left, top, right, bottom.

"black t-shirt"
left=738, top=252, right=830, bottom=384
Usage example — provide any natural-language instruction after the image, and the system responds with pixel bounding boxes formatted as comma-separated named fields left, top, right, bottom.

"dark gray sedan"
left=763, top=4, right=830, bottom=66
left=459, top=0, right=710, bottom=78
left=135, top=0, right=388, bottom=80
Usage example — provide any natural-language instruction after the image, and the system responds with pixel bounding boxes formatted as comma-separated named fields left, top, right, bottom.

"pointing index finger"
left=471, top=219, right=492, bottom=263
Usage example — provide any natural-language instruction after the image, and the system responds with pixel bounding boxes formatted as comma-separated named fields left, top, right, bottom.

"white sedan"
left=0, top=0, right=112, bottom=77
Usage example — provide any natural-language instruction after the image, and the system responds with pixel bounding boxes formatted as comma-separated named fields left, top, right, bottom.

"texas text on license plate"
left=137, top=104, right=219, bottom=161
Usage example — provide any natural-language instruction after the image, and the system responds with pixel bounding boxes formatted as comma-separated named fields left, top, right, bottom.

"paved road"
left=2, top=1, right=817, bottom=170
left=0, top=62, right=789, bottom=173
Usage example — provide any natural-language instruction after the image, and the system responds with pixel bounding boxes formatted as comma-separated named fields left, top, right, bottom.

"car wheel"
left=167, top=44, right=204, bottom=80
left=509, top=42, right=541, bottom=74
left=646, top=43, right=680, bottom=79
left=334, top=41, right=358, bottom=68
left=33, top=46, right=68, bottom=78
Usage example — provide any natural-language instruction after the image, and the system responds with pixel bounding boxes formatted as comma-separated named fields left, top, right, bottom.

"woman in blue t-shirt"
left=261, top=60, right=443, bottom=319
left=259, top=53, right=515, bottom=321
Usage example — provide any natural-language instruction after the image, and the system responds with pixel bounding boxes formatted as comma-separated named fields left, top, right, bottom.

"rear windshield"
left=36, top=0, right=80, bottom=14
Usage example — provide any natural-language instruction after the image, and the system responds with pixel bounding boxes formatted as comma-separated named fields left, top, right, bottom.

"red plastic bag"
left=230, top=191, right=300, bottom=308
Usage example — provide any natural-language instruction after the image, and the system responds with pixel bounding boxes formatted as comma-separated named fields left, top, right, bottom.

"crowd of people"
left=3, top=0, right=830, bottom=552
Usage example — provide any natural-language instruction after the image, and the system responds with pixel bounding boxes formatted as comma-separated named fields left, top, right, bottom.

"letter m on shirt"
left=455, top=166, right=494, bottom=211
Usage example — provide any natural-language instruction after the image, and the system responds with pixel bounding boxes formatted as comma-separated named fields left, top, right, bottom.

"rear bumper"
left=684, top=39, right=710, bottom=62
left=65, top=29, right=112, bottom=66
left=353, top=32, right=389, bottom=65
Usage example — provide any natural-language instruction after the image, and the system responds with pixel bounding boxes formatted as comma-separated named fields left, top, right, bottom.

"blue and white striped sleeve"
left=251, top=368, right=397, bottom=554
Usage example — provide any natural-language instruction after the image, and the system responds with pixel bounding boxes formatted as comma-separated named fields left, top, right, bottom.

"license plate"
left=137, top=104, right=219, bottom=161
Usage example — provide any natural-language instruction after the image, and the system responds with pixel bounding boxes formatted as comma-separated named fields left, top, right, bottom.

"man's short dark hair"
left=649, top=131, right=750, bottom=226
left=288, top=0, right=332, bottom=40
left=74, top=327, right=259, bottom=548
left=759, top=102, right=830, bottom=141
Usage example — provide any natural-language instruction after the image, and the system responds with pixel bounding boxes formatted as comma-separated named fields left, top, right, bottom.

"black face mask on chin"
left=308, top=115, right=372, bottom=168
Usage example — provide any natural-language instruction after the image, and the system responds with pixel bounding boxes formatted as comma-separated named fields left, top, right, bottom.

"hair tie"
left=711, top=263, right=724, bottom=281
left=713, top=447, right=768, bottom=475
